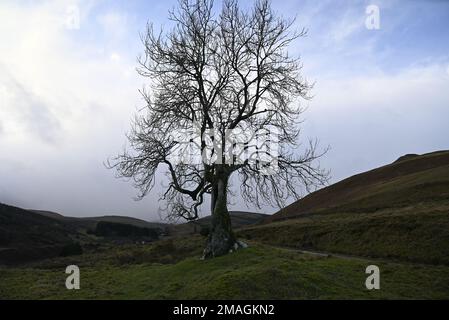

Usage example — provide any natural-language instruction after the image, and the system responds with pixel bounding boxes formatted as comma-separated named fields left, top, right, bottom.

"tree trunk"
left=203, top=175, right=237, bottom=258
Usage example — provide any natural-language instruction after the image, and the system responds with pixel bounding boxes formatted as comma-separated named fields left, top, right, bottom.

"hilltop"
left=268, top=150, right=449, bottom=222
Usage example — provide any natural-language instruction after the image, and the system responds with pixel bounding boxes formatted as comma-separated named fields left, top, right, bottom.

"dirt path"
left=255, top=242, right=445, bottom=267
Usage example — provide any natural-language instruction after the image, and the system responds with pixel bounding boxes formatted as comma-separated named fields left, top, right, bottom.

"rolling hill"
left=30, top=209, right=168, bottom=231
left=169, top=211, right=268, bottom=236
left=0, top=203, right=266, bottom=264
left=0, top=203, right=85, bottom=264
left=29, top=209, right=266, bottom=237
left=0, top=204, right=170, bottom=265
left=268, top=150, right=449, bottom=222
left=240, top=150, right=449, bottom=265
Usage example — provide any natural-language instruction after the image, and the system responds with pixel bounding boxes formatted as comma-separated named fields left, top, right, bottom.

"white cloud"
left=110, top=52, right=121, bottom=62
left=304, top=63, right=449, bottom=182
left=97, top=11, right=129, bottom=40
left=0, top=1, right=162, bottom=219
left=1, top=0, right=448, bottom=218
left=328, top=11, right=363, bottom=44
left=0, top=2, right=137, bottom=144
left=0, top=68, right=62, bottom=144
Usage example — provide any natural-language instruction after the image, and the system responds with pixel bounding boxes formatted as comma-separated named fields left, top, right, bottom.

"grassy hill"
left=268, top=150, right=449, bottom=222
left=0, top=204, right=170, bottom=265
left=0, top=203, right=86, bottom=265
left=170, top=211, right=268, bottom=236
left=83, top=215, right=167, bottom=230
left=0, top=202, right=267, bottom=265
left=240, top=151, right=449, bottom=265
left=31, top=210, right=168, bottom=231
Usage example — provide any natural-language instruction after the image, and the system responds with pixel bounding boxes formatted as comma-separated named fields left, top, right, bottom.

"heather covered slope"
left=239, top=203, right=449, bottom=265
left=268, top=150, right=449, bottom=222
left=0, top=203, right=86, bottom=264
left=0, top=204, right=166, bottom=265
left=240, top=151, right=449, bottom=265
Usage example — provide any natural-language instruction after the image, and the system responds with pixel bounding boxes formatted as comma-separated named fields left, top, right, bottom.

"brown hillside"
left=267, top=150, right=449, bottom=222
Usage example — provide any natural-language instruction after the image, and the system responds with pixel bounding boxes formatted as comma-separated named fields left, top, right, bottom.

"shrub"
left=60, top=242, right=83, bottom=257
left=200, top=226, right=210, bottom=237
left=94, top=221, right=159, bottom=240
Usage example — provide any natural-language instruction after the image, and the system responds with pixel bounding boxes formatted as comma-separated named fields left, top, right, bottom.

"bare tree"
left=108, top=0, right=328, bottom=258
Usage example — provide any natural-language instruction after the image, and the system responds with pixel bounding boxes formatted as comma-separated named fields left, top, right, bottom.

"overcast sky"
left=1, top=0, right=448, bottom=221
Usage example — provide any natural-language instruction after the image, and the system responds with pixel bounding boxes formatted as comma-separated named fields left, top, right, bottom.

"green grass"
left=239, top=203, right=449, bottom=265
left=1, top=243, right=449, bottom=299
